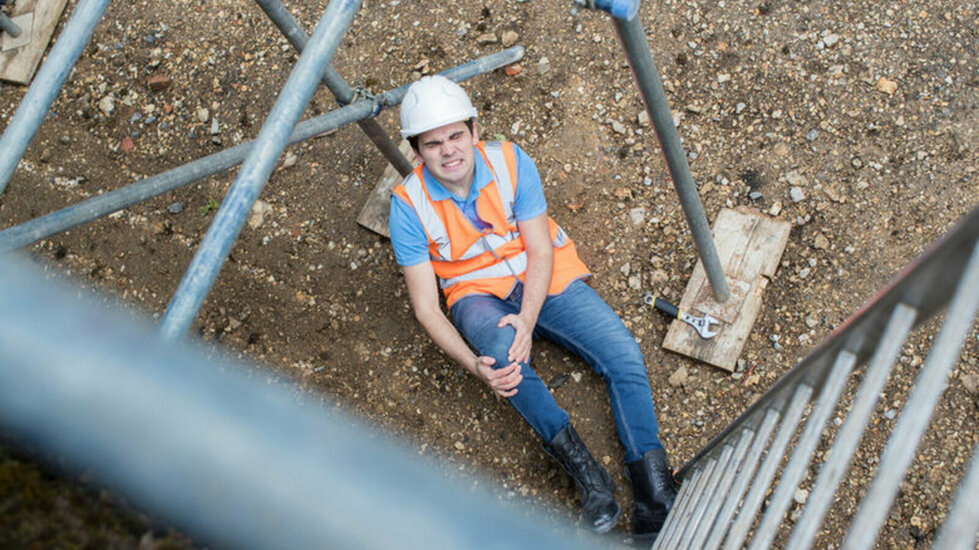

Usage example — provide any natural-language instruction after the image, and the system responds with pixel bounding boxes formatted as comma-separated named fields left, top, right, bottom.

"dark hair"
left=408, top=118, right=475, bottom=151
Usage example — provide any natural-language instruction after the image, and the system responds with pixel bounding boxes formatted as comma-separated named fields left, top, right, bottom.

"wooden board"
left=356, top=140, right=415, bottom=237
left=663, top=207, right=791, bottom=371
left=1, top=0, right=70, bottom=84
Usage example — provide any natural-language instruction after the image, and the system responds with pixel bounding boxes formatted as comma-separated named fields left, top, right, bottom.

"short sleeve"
left=512, top=143, right=548, bottom=221
left=389, top=194, right=431, bottom=266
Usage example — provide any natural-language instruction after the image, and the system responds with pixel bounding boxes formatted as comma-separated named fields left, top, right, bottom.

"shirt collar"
left=421, top=145, right=494, bottom=204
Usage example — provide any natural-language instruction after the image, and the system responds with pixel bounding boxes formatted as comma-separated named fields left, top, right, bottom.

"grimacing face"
left=413, top=121, right=480, bottom=193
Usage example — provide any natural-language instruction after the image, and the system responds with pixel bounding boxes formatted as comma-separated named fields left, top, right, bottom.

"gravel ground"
left=1, top=0, right=977, bottom=548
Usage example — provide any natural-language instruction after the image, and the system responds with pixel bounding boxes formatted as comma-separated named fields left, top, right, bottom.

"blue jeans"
left=450, top=279, right=663, bottom=462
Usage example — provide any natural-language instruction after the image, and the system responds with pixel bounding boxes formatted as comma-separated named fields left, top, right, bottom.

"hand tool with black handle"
left=642, top=293, right=720, bottom=339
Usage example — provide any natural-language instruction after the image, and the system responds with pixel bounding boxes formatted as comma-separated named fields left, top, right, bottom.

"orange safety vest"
left=392, top=141, right=589, bottom=308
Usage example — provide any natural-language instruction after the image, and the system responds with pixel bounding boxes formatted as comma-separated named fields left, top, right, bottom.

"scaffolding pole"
left=0, top=11, right=22, bottom=38
left=0, top=47, right=523, bottom=252
left=0, top=0, right=112, bottom=195
left=254, top=0, right=414, bottom=177
left=157, top=0, right=361, bottom=341
left=0, top=254, right=601, bottom=550
left=613, top=14, right=730, bottom=302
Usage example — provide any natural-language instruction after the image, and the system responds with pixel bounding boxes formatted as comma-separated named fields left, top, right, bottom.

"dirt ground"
left=1, top=0, right=977, bottom=548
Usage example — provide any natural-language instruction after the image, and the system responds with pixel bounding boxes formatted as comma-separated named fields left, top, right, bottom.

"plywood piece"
left=357, top=140, right=415, bottom=237
left=663, top=207, right=791, bottom=371
left=1, top=0, right=71, bottom=84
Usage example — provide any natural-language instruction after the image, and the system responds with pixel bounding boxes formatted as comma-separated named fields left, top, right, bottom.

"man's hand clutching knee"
left=497, top=313, right=534, bottom=365
left=472, top=356, right=523, bottom=398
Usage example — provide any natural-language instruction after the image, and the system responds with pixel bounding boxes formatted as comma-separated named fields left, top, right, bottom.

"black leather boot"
left=626, top=448, right=677, bottom=547
left=543, top=425, right=622, bottom=534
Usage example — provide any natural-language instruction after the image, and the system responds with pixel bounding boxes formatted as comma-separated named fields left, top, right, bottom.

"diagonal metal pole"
left=0, top=0, right=113, bottom=195
left=158, top=0, right=362, bottom=341
left=0, top=12, right=22, bottom=38
left=613, top=15, right=729, bottom=302
left=0, top=47, right=523, bottom=252
left=253, top=0, right=414, bottom=177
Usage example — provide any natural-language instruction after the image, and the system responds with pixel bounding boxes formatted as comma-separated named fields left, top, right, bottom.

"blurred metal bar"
left=842, top=239, right=979, bottom=550
left=932, top=441, right=979, bottom=550
left=0, top=0, right=112, bottom=194
left=612, top=15, right=729, bottom=302
left=723, top=382, right=814, bottom=550
left=159, top=0, right=362, bottom=340
left=253, top=0, right=414, bottom=177
left=787, top=303, right=917, bottom=549
left=0, top=47, right=524, bottom=252
left=0, top=254, right=602, bottom=550
left=662, top=458, right=715, bottom=550
left=653, top=467, right=702, bottom=550
left=749, top=350, right=859, bottom=550
left=689, top=428, right=754, bottom=550
left=677, top=443, right=734, bottom=549
left=703, top=409, right=779, bottom=550
left=0, top=11, right=22, bottom=37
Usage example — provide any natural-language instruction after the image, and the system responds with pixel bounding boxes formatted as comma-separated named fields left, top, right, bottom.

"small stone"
left=668, top=366, right=689, bottom=388
left=735, top=102, right=746, bottom=114
left=794, top=488, right=809, bottom=505
left=168, top=202, right=184, bottom=214
left=629, top=207, right=646, bottom=226
left=476, top=32, right=498, bottom=45
left=537, top=57, right=551, bottom=75
left=504, top=64, right=523, bottom=76
left=147, top=74, right=170, bottom=91
left=790, top=187, right=806, bottom=202
left=628, top=275, right=641, bottom=290
left=962, top=374, right=979, bottom=394
left=806, top=129, right=819, bottom=142
left=749, top=191, right=763, bottom=201
left=875, top=77, right=898, bottom=95
left=798, top=267, right=811, bottom=279
left=813, top=234, right=830, bottom=250
left=611, top=120, right=627, bottom=134
left=282, top=152, right=298, bottom=169
left=121, top=136, right=135, bottom=153
left=98, top=96, right=115, bottom=115
left=805, top=316, right=819, bottom=328
left=620, top=262, right=631, bottom=277
left=822, top=33, right=840, bottom=47
left=454, top=441, right=465, bottom=451
left=210, top=118, right=220, bottom=135
left=197, top=107, right=210, bottom=123
left=547, top=373, right=569, bottom=390
left=770, top=201, right=783, bottom=216
left=248, top=200, right=274, bottom=229
left=785, top=170, right=807, bottom=187
left=884, top=409, right=897, bottom=420
left=501, top=30, right=519, bottom=48
left=637, top=110, right=650, bottom=126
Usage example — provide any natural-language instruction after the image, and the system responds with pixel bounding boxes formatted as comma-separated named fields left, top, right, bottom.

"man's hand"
left=473, top=356, right=522, bottom=398
left=497, top=313, right=534, bottom=365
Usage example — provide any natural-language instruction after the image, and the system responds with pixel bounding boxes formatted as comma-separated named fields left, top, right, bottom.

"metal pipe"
left=253, top=0, right=414, bottom=177
left=158, top=0, right=361, bottom=341
left=613, top=15, right=730, bottom=302
left=0, top=47, right=525, bottom=252
left=0, top=11, right=22, bottom=38
left=0, top=254, right=602, bottom=550
left=842, top=239, right=979, bottom=550
left=0, top=0, right=112, bottom=194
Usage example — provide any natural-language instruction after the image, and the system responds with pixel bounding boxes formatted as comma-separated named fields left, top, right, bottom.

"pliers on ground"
left=643, top=293, right=720, bottom=339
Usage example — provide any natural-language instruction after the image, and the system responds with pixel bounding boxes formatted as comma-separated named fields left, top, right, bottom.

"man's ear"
left=471, top=123, right=480, bottom=143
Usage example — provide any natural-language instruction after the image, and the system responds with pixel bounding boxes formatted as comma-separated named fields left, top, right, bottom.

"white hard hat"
left=399, top=75, right=478, bottom=139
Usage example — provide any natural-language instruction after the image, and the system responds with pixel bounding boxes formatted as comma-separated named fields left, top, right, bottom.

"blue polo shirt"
left=389, top=143, right=548, bottom=267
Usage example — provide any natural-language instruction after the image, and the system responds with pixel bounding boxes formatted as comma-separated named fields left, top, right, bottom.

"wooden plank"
left=662, top=207, right=791, bottom=371
left=1, top=0, right=71, bottom=84
left=356, top=140, right=415, bottom=237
